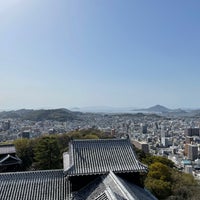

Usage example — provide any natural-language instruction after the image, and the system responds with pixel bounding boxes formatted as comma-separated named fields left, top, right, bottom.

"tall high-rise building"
left=161, top=125, right=167, bottom=147
left=161, top=125, right=165, bottom=138
left=185, top=128, right=200, bottom=137
left=141, top=124, right=147, bottom=134
left=187, top=144, right=198, bottom=161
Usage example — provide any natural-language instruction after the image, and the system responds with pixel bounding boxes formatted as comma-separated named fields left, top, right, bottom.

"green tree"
left=83, top=134, right=99, bottom=139
left=142, top=155, right=174, bottom=168
left=14, top=138, right=34, bottom=170
left=33, top=136, right=61, bottom=170
left=134, top=144, right=200, bottom=199
left=67, top=128, right=112, bottom=140
left=145, top=178, right=171, bottom=199
left=145, top=162, right=172, bottom=199
left=169, top=170, right=199, bottom=200
left=148, top=162, right=172, bottom=182
left=57, top=134, right=70, bottom=153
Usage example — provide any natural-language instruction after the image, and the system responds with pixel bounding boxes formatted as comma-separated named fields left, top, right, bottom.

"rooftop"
left=0, top=170, right=68, bottom=200
left=65, top=138, right=147, bottom=176
left=0, top=154, right=22, bottom=166
left=72, top=171, right=157, bottom=200
left=0, top=144, right=16, bottom=155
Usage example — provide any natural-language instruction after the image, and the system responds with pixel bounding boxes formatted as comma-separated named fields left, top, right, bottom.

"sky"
left=0, top=0, right=200, bottom=110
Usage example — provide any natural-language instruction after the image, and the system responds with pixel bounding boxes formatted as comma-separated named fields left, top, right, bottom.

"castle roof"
left=65, top=138, right=147, bottom=176
left=0, top=170, right=68, bottom=200
left=72, top=171, right=157, bottom=200
left=0, top=138, right=156, bottom=200
left=0, top=154, right=22, bottom=166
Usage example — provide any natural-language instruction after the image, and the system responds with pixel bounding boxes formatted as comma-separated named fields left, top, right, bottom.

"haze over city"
left=1, top=0, right=200, bottom=110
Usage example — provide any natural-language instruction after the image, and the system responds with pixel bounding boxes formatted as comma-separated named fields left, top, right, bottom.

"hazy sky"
left=0, top=0, right=200, bottom=110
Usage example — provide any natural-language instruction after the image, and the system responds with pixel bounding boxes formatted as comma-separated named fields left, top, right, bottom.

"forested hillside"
left=0, top=109, right=81, bottom=121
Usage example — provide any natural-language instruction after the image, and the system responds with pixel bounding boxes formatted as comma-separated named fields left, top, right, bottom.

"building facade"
left=187, top=144, right=198, bottom=161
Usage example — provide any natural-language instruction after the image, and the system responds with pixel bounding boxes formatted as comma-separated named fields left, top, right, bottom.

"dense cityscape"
left=1, top=105, right=200, bottom=180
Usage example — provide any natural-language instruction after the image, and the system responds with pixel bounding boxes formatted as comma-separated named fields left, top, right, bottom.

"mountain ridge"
left=147, top=104, right=171, bottom=112
left=0, top=108, right=79, bottom=121
left=0, top=106, right=200, bottom=119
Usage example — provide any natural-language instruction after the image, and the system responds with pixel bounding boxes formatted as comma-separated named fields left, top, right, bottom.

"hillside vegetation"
left=134, top=147, right=200, bottom=200
left=0, top=109, right=80, bottom=121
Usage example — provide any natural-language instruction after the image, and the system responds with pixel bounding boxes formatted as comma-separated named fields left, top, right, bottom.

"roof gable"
left=72, top=171, right=157, bottom=200
left=65, top=138, right=147, bottom=176
left=0, top=154, right=22, bottom=166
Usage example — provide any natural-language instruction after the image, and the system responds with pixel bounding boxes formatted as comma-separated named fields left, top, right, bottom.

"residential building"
left=185, top=128, right=200, bottom=137
left=132, top=140, right=149, bottom=154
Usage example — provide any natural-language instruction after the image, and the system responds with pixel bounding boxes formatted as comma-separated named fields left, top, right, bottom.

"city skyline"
left=1, top=1, right=200, bottom=110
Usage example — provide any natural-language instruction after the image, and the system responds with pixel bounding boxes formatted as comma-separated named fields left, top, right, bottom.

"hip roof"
left=65, top=138, right=147, bottom=176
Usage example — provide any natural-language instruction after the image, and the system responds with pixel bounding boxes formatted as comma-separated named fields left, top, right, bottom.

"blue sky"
left=0, top=0, right=200, bottom=110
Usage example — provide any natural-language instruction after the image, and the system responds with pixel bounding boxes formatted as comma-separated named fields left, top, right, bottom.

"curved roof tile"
left=65, top=138, right=147, bottom=176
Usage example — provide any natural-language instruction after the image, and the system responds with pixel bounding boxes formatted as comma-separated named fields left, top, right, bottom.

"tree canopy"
left=14, top=128, right=111, bottom=170
left=14, top=138, right=34, bottom=170
left=145, top=162, right=172, bottom=199
left=33, top=136, right=61, bottom=170
left=133, top=146, right=200, bottom=200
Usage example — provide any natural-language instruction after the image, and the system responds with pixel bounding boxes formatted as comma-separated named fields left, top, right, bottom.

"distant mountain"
left=0, top=108, right=80, bottom=121
left=131, top=105, right=190, bottom=117
left=1, top=106, right=200, bottom=120
left=147, top=105, right=171, bottom=113
left=132, top=104, right=170, bottom=113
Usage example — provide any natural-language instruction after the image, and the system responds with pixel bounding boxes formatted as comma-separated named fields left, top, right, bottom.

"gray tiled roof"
left=95, top=192, right=110, bottom=200
left=0, top=170, right=68, bottom=200
left=66, top=138, right=147, bottom=176
left=0, top=144, right=16, bottom=155
left=72, top=171, right=157, bottom=200
left=0, top=154, right=22, bottom=166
